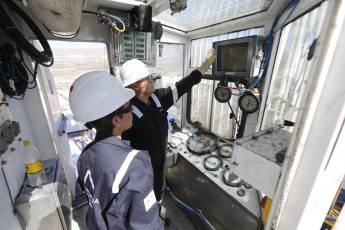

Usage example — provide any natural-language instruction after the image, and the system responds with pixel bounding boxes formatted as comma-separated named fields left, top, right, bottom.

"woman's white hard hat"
left=120, top=59, right=150, bottom=87
left=69, top=71, right=135, bottom=123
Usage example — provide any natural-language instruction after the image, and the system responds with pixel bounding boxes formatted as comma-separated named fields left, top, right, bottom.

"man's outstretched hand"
left=197, top=49, right=216, bottom=75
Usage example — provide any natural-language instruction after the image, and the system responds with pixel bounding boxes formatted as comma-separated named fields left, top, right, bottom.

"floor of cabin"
left=68, top=130, right=197, bottom=230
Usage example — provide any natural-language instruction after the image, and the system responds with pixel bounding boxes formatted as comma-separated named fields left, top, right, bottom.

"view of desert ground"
left=48, top=41, right=184, bottom=133
left=50, top=45, right=109, bottom=92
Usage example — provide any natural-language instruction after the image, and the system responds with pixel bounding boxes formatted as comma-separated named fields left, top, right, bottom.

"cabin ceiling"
left=151, top=0, right=273, bottom=32
left=85, top=0, right=274, bottom=32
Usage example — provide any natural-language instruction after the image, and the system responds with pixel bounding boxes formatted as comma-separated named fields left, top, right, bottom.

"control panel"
left=167, top=125, right=261, bottom=217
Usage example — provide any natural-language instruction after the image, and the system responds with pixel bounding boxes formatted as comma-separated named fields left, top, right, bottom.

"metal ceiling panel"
left=153, top=0, right=273, bottom=32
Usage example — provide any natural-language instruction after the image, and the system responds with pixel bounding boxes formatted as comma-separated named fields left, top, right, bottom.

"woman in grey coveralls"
left=69, top=71, right=163, bottom=230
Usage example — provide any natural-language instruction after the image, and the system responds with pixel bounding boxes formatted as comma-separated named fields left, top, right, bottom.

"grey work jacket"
left=77, top=136, right=163, bottom=230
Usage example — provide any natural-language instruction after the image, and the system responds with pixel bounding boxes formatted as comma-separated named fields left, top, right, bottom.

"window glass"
left=48, top=41, right=109, bottom=133
left=261, top=4, right=328, bottom=131
left=49, top=41, right=109, bottom=92
left=154, top=43, right=184, bottom=131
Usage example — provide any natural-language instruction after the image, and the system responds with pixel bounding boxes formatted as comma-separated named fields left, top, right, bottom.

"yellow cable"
left=103, top=12, right=126, bottom=32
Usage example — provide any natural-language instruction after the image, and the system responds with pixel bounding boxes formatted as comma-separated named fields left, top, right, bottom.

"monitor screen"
left=217, top=42, right=249, bottom=72
left=212, top=36, right=260, bottom=79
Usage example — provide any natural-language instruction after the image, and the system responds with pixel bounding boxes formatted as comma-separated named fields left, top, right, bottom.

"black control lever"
left=169, top=118, right=182, bottom=133
left=151, top=75, right=161, bottom=81
left=283, top=120, right=294, bottom=126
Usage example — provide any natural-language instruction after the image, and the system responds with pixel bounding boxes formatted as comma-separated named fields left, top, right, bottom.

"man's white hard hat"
left=69, top=71, right=135, bottom=122
left=120, top=59, right=150, bottom=87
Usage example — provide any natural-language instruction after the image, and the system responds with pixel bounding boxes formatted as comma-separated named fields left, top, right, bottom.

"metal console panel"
left=166, top=132, right=262, bottom=230
left=232, top=127, right=291, bottom=198
left=15, top=157, right=72, bottom=230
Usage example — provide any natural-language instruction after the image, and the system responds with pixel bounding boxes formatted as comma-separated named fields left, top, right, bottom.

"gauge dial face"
left=187, top=131, right=218, bottom=155
left=238, top=93, right=259, bottom=113
left=222, top=169, right=244, bottom=187
left=218, top=144, right=233, bottom=158
left=203, top=155, right=223, bottom=171
left=214, top=87, right=231, bottom=103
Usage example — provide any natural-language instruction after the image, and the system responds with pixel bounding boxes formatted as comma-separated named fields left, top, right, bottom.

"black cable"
left=0, top=0, right=53, bottom=67
left=13, top=56, right=28, bottom=95
left=13, top=56, right=28, bottom=82
left=0, top=43, right=28, bottom=96
left=82, top=10, right=98, bottom=15
left=228, top=101, right=240, bottom=127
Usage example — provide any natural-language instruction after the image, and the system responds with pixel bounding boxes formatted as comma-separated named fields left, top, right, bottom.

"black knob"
left=237, top=189, right=245, bottom=197
left=244, top=183, right=252, bottom=189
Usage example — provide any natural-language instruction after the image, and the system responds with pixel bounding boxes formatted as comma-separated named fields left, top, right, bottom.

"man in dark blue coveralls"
left=120, top=49, right=216, bottom=226
left=69, top=71, right=163, bottom=230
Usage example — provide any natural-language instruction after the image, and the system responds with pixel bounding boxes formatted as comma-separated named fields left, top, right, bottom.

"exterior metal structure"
left=15, top=158, right=71, bottom=230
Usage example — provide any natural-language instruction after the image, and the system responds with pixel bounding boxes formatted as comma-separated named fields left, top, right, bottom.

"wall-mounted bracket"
left=0, top=120, right=21, bottom=155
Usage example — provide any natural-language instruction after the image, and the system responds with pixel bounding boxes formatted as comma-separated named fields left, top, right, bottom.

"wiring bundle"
left=0, top=0, right=53, bottom=99
left=246, top=0, right=301, bottom=91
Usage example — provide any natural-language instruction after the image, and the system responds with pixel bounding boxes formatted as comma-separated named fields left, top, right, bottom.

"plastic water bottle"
left=22, top=140, right=47, bottom=187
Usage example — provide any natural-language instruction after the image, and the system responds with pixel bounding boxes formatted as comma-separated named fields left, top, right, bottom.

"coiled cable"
left=0, top=44, right=29, bottom=96
left=0, top=0, right=54, bottom=67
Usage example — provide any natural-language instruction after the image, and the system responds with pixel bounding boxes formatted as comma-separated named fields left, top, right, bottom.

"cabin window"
left=261, top=3, right=328, bottom=132
left=49, top=41, right=109, bottom=91
left=48, top=41, right=109, bottom=132
left=155, top=43, right=184, bottom=131
left=189, top=28, right=263, bottom=139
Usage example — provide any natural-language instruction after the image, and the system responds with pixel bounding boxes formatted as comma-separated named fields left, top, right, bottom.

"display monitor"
left=212, top=36, right=260, bottom=79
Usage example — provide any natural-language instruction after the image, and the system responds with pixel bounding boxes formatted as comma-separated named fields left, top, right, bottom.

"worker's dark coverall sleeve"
left=122, top=70, right=202, bottom=201
left=77, top=136, right=163, bottom=230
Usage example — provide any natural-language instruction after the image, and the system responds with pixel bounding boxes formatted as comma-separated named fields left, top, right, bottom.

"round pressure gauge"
left=218, top=144, right=233, bottom=158
left=238, top=93, right=259, bottom=114
left=214, top=87, right=231, bottom=103
left=222, top=169, right=244, bottom=187
left=187, top=131, right=218, bottom=155
left=203, top=155, right=223, bottom=171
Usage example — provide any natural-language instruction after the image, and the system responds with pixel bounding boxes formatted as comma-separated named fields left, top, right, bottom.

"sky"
left=48, top=40, right=106, bottom=49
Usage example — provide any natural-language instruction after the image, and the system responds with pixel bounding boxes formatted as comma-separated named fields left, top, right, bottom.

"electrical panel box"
left=114, top=31, right=156, bottom=66
left=122, top=31, right=146, bottom=60
left=99, top=5, right=152, bottom=32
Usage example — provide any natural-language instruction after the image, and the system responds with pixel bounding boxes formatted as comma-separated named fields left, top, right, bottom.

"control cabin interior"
left=0, top=0, right=344, bottom=229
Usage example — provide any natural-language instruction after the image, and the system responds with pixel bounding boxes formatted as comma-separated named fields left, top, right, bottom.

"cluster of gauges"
left=186, top=130, right=253, bottom=193
left=186, top=131, right=234, bottom=171
left=214, top=86, right=259, bottom=114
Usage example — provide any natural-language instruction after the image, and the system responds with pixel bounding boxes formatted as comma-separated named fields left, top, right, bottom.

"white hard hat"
left=120, top=59, right=150, bottom=86
left=69, top=71, right=135, bottom=123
